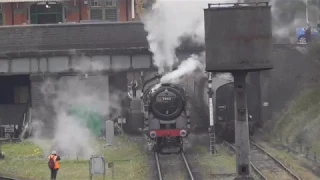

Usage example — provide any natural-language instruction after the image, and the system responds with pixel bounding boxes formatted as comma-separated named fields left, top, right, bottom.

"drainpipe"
left=306, top=0, right=309, bottom=23
left=131, top=0, right=135, bottom=19
left=126, top=0, right=129, bottom=21
left=11, top=3, right=14, bottom=25
left=318, top=0, right=320, bottom=22
left=78, top=0, right=82, bottom=21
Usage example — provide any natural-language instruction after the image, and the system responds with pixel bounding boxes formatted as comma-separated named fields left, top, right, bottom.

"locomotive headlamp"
left=149, top=131, right=157, bottom=138
left=180, top=130, right=187, bottom=137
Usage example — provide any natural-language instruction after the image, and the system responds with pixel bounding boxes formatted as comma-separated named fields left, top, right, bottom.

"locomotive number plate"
left=162, top=97, right=172, bottom=101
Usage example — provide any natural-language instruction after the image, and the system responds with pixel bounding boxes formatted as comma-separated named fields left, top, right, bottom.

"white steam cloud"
left=142, top=0, right=236, bottom=83
left=31, top=57, right=123, bottom=158
left=161, top=53, right=204, bottom=84
left=143, top=0, right=319, bottom=84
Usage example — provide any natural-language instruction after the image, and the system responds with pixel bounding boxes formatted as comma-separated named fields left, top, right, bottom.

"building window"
left=90, top=9, right=103, bottom=20
left=91, top=0, right=102, bottom=7
left=89, top=0, right=118, bottom=21
left=105, top=0, right=117, bottom=7
left=105, top=8, right=117, bottom=21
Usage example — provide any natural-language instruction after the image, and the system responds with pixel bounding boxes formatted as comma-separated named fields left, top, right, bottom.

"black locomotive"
left=141, top=73, right=191, bottom=153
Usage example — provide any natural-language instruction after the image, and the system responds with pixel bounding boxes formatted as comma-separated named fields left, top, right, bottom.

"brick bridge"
left=0, top=21, right=202, bottom=137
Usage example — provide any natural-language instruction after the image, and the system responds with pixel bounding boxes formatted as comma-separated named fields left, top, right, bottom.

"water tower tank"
left=204, top=2, right=273, bottom=72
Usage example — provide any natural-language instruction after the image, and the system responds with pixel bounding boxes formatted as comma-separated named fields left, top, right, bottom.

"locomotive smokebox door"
left=204, top=2, right=273, bottom=72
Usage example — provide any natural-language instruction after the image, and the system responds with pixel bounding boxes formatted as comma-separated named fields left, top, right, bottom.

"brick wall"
left=119, top=0, right=134, bottom=21
left=1, top=0, right=136, bottom=25
left=2, top=1, right=89, bottom=25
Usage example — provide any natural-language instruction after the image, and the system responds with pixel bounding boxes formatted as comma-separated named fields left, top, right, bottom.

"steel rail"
left=222, top=140, right=267, bottom=180
left=154, top=152, right=163, bottom=180
left=250, top=141, right=301, bottom=180
left=181, top=151, right=195, bottom=180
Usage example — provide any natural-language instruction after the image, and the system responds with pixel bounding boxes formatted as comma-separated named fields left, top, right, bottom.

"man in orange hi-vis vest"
left=48, top=150, right=61, bottom=180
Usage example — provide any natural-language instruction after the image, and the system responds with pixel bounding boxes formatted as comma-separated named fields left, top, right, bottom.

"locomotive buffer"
left=204, top=2, right=273, bottom=180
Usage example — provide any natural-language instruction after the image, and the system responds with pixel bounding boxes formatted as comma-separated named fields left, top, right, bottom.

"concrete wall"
left=260, top=45, right=320, bottom=126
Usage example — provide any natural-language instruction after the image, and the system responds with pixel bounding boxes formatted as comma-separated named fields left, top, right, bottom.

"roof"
left=0, top=21, right=203, bottom=56
left=0, top=0, right=67, bottom=2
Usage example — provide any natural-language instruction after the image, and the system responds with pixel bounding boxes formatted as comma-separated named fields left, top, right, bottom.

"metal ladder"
left=209, top=126, right=217, bottom=154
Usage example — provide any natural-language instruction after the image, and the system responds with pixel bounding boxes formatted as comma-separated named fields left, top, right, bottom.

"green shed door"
left=30, top=2, right=63, bottom=24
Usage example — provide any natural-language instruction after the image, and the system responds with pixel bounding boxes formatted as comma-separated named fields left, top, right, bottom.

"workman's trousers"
left=132, top=89, right=136, bottom=97
left=50, top=168, right=59, bottom=180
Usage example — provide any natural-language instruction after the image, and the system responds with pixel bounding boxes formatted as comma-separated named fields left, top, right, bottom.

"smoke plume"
left=142, top=0, right=236, bottom=82
left=31, top=56, right=123, bottom=158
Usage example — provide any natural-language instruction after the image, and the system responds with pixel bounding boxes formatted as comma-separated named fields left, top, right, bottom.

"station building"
left=0, top=0, right=142, bottom=25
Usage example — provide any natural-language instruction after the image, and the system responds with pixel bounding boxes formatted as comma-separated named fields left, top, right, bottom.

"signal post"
left=204, top=2, right=273, bottom=179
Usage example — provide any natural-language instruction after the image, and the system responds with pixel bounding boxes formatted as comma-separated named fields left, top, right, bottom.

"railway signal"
left=207, top=72, right=217, bottom=154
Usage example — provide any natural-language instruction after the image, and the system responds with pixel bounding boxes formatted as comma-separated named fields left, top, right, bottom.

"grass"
left=0, top=135, right=148, bottom=180
left=193, top=145, right=235, bottom=175
left=267, top=88, right=320, bottom=154
left=256, top=141, right=319, bottom=180
left=256, top=88, right=320, bottom=179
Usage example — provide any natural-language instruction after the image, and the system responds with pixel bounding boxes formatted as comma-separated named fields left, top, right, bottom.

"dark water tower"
left=204, top=2, right=273, bottom=180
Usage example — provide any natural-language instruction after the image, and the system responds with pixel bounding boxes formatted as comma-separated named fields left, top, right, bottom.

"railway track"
left=154, top=151, right=195, bottom=180
left=222, top=140, right=301, bottom=180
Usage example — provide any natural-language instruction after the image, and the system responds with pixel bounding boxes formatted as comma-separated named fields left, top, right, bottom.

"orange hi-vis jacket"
left=48, top=154, right=60, bottom=169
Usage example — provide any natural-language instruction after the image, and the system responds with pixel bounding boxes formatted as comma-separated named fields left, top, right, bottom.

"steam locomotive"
left=185, top=73, right=259, bottom=142
left=141, top=73, right=191, bottom=153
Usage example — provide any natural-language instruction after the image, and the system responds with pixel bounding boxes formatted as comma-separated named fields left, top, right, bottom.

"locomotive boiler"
left=141, top=73, right=191, bottom=153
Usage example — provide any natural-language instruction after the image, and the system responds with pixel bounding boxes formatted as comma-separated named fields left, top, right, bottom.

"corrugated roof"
left=0, top=0, right=68, bottom=2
